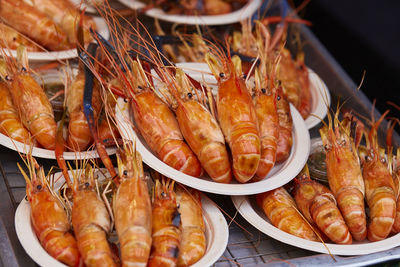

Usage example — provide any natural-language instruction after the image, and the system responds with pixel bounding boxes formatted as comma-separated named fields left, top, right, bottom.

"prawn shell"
left=0, top=82, right=31, bottom=143
left=363, top=158, right=396, bottom=241
left=325, top=142, right=367, bottom=241
left=296, top=62, right=312, bottom=119
left=0, top=23, right=39, bottom=51
left=0, top=0, right=70, bottom=50
left=392, top=168, right=400, bottom=233
left=10, top=74, right=56, bottom=149
left=29, top=0, right=96, bottom=44
left=72, top=191, right=116, bottom=267
left=149, top=181, right=181, bottom=267
left=253, top=93, right=278, bottom=180
left=98, top=118, right=120, bottom=145
left=176, top=187, right=206, bottom=267
left=30, top=191, right=81, bottom=267
left=114, top=177, right=152, bottom=265
left=256, top=187, right=319, bottom=241
left=132, top=91, right=202, bottom=177
left=176, top=100, right=231, bottom=183
left=294, top=179, right=352, bottom=244
left=275, top=87, right=293, bottom=163
left=277, top=49, right=301, bottom=109
left=66, top=73, right=101, bottom=151
left=217, top=76, right=260, bottom=183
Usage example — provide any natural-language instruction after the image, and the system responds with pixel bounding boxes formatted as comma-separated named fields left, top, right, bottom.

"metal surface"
left=1, top=1, right=400, bottom=267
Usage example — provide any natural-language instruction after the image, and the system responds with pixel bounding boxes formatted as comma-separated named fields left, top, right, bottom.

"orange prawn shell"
left=10, top=74, right=56, bottom=149
left=392, top=162, right=400, bottom=233
left=0, top=82, right=31, bottom=143
left=23, top=164, right=81, bottom=267
left=149, top=180, right=181, bottom=267
left=296, top=55, right=312, bottom=119
left=176, top=187, right=206, bottom=267
left=29, top=0, right=96, bottom=44
left=30, top=191, right=81, bottom=267
left=254, top=90, right=279, bottom=180
left=72, top=189, right=116, bottom=267
left=176, top=100, right=232, bottom=183
left=115, top=178, right=152, bottom=264
left=362, top=155, right=396, bottom=241
left=30, top=191, right=70, bottom=240
left=275, top=87, right=293, bottom=163
left=132, top=91, right=202, bottom=177
left=0, top=0, right=70, bottom=51
left=0, top=23, right=39, bottom=51
left=114, top=147, right=152, bottom=266
left=217, top=75, right=260, bottom=183
left=256, top=187, right=319, bottom=241
left=276, top=49, right=301, bottom=109
left=294, top=178, right=352, bottom=244
left=66, top=72, right=102, bottom=151
left=71, top=168, right=116, bottom=267
left=321, top=126, right=367, bottom=241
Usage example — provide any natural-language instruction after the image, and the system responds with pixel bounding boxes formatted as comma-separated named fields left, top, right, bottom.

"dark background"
left=293, top=0, right=400, bottom=123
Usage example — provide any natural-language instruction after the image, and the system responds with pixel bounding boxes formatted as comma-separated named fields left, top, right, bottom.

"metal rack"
left=1, top=1, right=400, bottom=266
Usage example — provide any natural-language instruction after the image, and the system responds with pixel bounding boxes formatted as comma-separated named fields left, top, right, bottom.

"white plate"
left=231, top=195, right=400, bottom=255
left=115, top=95, right=310, bottom=195
left=9, top=17, right=109, bottom=62
left=117, top=0, right=262, bottom=25
left=0, top=133, right=116, bottom=160
left=0, top=66, right=116, bottom=160
left=15, top=169, right=229, bottom=267
left=175, top=63, right=331, bottom=129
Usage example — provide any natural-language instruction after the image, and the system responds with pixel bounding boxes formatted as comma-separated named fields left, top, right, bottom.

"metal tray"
left=0, top=0, right=399, bottom=266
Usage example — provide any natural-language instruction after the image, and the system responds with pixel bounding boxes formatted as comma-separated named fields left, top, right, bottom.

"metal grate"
left=1, top=1, right=400, bottom=266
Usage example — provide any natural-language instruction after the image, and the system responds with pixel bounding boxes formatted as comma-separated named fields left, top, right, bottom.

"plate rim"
left=116, top=0, right=262, bottom=25
left=231, top=195, right=400, bottom=256
left=15, top=170, right=229, bottom=267
left=9, top=17, right=109, bottom=61
left=0, top=132, right=116, bottom=160
left=116, top=97, right=310, bottom=195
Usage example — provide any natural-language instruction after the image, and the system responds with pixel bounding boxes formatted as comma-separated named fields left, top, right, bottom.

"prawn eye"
left=365, top=155, right=371, bottom=162
left=324, top=144, right=331, bottom=151
left=36, top=185, right=42, bottom=190
left=21, top=67, right=27, bottom=72
left=241, top=73, right=247, bottom=79
left=123, top=98, right=128, bottom=103
left=219, top=72, right=225, bottom=78
left=138, top=86, right=143, bottom=90
left=85, top=182, right=90, bottom=188
left=123, top=170, right=128, bottom=176
left=187, top=92, right=193, bottom=98
left=381, top=158, right=386, bottom=163
left=161, top=191, right=167, bottom=198
left=261, top=88, right=266, bottom=94
left=5, top=75, right=11, bottom=81
left=277, top=95, right=281, bottom=101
